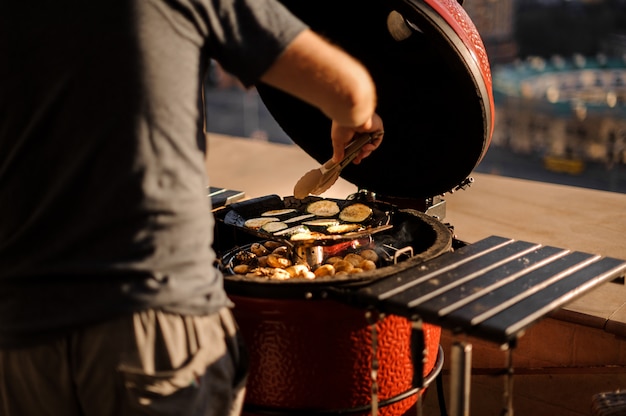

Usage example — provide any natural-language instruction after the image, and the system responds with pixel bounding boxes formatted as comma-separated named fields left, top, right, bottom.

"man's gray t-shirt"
left=0, top=0, right=306, bottom=347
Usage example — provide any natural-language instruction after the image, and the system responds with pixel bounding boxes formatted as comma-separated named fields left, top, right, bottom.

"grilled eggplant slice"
left=261, top=208, right=297, bottom=217
left=303, top=218, right=340, bottom=228
left=274, top=224, right=309, bottom=237
left=290, top=231, right=325, bottom=242
left=339, top=203, right=372, bottom=223
left=261, top=221, right=288, bottom=233
left=283, top=213, right=315, bottom=224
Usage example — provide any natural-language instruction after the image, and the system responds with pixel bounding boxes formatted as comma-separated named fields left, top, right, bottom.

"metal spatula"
left=293, top=131, right=382, bottom=199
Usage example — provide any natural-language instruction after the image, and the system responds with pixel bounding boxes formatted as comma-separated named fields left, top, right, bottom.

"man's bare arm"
left=260, top=29, right=383, bottom=163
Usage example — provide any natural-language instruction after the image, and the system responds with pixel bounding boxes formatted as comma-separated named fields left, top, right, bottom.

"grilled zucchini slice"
left=306, top=200, right=340, bottom=217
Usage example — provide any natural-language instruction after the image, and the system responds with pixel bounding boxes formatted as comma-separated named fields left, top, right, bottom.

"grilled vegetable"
left=360, top=249, right=379, bottom=263
left=261, top=208, right=297, bottom=217
left=333, top=260, right=354, bottom=273
left=233, top=264, right=251, bottom=274
left=267, top=253, right=292, bottom=268
left=306, top=200, right=340, bottom=217
left=303, top=218, right=340, bottom=227
left=261, top=221, right=288, bottom=233
left=344, top=253, right=365, bottom=267
left=285, top=264, right=314, bottom=279
left=263, top=240, right=283, bottom=250
left=325, top=256, right=343, bottom=264
left=271, top=246, right=289, bottom=257
left=339, top=203, right=372, bottom=223
left=269, top=268, right=292, bottom=281
left=326, top=223, right=362, bottom=234
left=274, top=224, right=309, bottom=237
left=250, top=243, right=269, bottom=257
left=290, top=231, right=325, bottom=242
left=234, top=250, right=258, bottom=267
left=283, top=214, right=315, bottom=224
left=313, top=264, right=336, bottom=278
left=360, top=260, right=377, bottom=271
left=244, top=217, right=279, bottom=230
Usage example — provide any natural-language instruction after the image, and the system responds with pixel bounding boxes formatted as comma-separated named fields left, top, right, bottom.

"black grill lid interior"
left=257, top=0, right=490, bottom=199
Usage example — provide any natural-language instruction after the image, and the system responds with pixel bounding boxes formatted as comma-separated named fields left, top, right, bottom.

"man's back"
left=0, top=0, right=226, bottom=346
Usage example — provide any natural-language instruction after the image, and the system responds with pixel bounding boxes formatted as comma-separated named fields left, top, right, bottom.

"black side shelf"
left=330, top=235, right=626, bottom=344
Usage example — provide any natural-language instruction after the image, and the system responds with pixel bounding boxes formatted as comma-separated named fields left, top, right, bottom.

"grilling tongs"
left=293, top=131, right=383, bottom=199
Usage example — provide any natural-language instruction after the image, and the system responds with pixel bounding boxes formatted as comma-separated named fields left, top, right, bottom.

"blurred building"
left=513, top=0, right=626, bottom=58
left=462, top=0, right=626, bottom=176
left=463, top=0, right=518, bottom=64
left=602, top=32, right=626, bottom=56
left=463, top=0, right=626, bottom=62
left=492, top=54, right=626, bottom=171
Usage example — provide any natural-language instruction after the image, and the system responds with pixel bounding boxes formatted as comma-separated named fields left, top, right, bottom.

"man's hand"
left=331, top=113, right=384, bottom=164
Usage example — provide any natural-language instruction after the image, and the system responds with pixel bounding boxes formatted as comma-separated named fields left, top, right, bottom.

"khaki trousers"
left=0, top=307, right=248, bottom=416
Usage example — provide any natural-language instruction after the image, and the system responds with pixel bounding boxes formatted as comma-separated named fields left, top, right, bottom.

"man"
left=0, top=0, right=383, bottom=415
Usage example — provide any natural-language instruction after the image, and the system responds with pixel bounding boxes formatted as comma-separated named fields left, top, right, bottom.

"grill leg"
left=501, top=345, right=515, bottom=416
left=410, top=319, right=425, bottom=416
left=450, top=342, right=472, bottom=416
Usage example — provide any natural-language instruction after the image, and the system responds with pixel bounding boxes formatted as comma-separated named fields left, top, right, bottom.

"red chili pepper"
left=322, top=238, right=373, bottom=257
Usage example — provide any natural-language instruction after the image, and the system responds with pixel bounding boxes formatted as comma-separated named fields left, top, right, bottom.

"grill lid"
left=257, top=0, right=495, bottom=199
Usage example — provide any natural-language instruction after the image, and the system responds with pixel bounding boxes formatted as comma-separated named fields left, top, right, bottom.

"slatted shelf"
left=336, top=235, right=626, bottom=344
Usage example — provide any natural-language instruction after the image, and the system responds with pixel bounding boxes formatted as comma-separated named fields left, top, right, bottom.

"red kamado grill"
left=211, top=1, right=626, bottom=415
